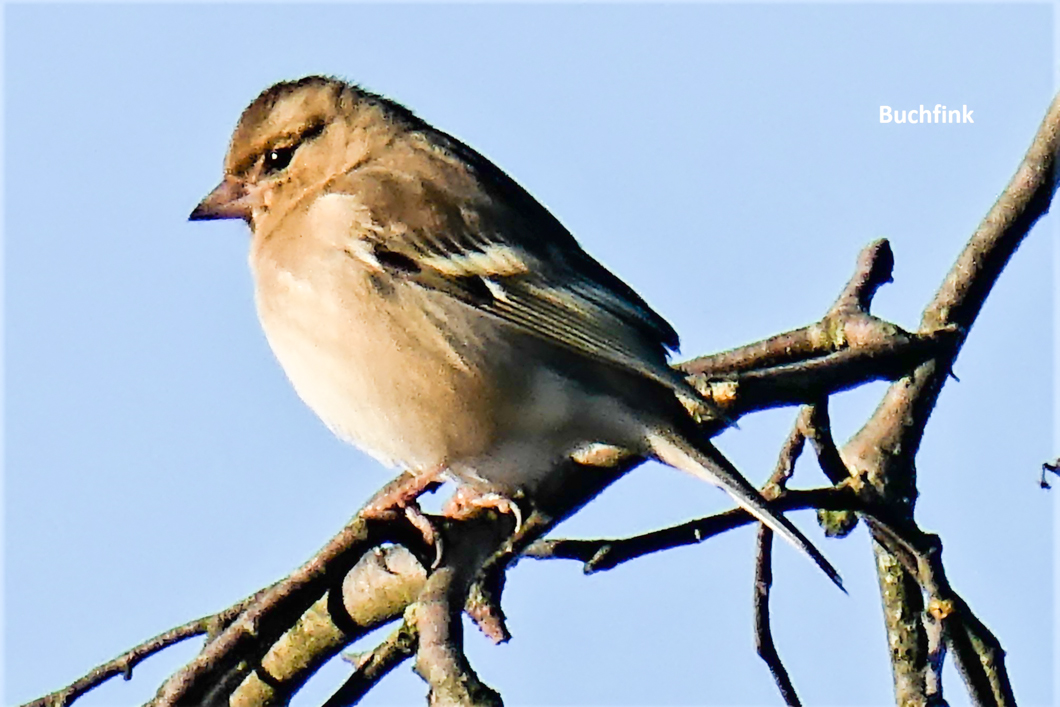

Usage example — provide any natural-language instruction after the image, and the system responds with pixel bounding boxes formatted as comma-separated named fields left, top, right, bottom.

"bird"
left=190, top=76, right=841, bottom=589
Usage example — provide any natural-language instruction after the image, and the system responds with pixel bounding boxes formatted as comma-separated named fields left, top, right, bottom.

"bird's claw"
left=360, top=469, right=447, bottom=569
left=443, top=488, right=524, bottom=534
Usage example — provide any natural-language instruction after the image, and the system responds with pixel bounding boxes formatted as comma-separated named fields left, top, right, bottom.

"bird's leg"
left=360, top=469, right=447, bottom=564
left=361, top=469, right=446, bottom=515
left=442, top=487, right=525, bottom=534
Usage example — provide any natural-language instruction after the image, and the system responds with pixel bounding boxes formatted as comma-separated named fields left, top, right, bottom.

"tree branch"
left=22, top=587, right=272, bottom=707
left=752, top=411, right=814, bottom=707
left=866, top=518, right=1016, bottom=707
left=410, top=518, right=508, bottom=707
left=841, top=91, right=1060, bottom=706
left=755, top=526, right=801, bottom=707
left=323, top=621, right=419, bottom=707
left=147, top=478, right=434, bottom=707
left=523, top=487, right=862, bottom=573
left=224, top=545, right=427, bottom=706
left=679, top=238, right=896, bottom=378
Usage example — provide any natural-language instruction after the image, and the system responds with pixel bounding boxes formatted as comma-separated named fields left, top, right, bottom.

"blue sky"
left=5, top=4, right=1055, bottom=705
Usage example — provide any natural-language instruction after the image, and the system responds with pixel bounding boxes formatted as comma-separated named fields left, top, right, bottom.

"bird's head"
left=189, top=76, right=395, bottom=231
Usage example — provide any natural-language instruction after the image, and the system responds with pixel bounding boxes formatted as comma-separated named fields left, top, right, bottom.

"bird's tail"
left=648, top=428, right=844, bottom=592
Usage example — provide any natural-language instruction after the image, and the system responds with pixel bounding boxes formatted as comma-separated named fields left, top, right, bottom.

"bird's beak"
left=189, top=176, right=252, bottom=222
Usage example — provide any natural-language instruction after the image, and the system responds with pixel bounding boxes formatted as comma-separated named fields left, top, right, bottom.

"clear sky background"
left=4, top=4, right=1056, bottom=706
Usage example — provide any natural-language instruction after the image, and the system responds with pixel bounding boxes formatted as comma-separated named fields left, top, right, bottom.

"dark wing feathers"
left=421, top=126, right=681, bottom=351
left=401, top=251, right=697, bottom=398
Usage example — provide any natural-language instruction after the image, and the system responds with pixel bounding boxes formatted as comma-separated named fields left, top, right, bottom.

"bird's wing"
left=333, top=153, right=698, bottom=400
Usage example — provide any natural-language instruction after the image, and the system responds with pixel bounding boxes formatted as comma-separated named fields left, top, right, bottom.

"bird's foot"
left=360, top=470, right=447, bottom=567
left=442, top=487, right=524, bottom=533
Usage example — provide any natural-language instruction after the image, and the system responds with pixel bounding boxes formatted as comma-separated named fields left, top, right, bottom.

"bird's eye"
left=263, top=145, right=296, bottom=174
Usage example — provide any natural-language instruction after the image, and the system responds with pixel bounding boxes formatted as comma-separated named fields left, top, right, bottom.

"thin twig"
left=524, top=487, right=862, bottom=573
left=681, top=239, right=959, bottom=425
left=799, top=401, right=862, bottom=538
left=923, top=610, right=948, bottom=707
left=751, top=410, right=811, bottom=706
left=754, top=526, right=801, bottom=707
left=20, top=588, right=269, bottom=707
left=323, top=621, right=419, bottom=707
left=763, top=409, right=810, bottom=496
left=801, top=402, right=850, bottom=487
left=914, top=535, right=1014, bottom=707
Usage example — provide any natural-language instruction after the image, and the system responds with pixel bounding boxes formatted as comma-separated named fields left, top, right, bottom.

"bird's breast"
left=250, top=232, right=506, bottom=472
left=245, top=194, right=649, bottom=493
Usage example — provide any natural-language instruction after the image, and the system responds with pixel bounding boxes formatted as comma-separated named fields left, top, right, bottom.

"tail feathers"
left=649, top=429, right=845, bottom=592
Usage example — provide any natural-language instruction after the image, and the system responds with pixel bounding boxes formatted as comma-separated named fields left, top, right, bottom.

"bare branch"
left=410, top=519, right=508, bottom=707
left=20, top=588, right=270, bottom=707
left=224, top=545, right=427, bottom=706
left=523, top=487, right=862, bottom=573
left=872, top=536, right=930, bottom=707
left=148, top=479, right=432, bottom=707
left=679, top=239, right=894, bottom=379
left=802, top=402, right=850, bottom=487
left=764, top=408, right=810, bottom=495
left=754, top=526, right=801, bottom=707
left=800, top=402, right=861, bottom=538
left=847, top=90, right=1060, bottom=498
left=465, top=492, right=615, bottom=645
left=750, top=410, right=812, bottom=706
left=680, top=239, right=957, bottom=423
left=868, top=519, right=1016, bottom=707
left=842, top=91, right=1060, bottom=706
left=923, top=610, right=947, bottom=707
left=831, top=238, right=897, bottom=314
left=914, top=534, right=1013, bottom=707
left=323, top=621, right=418, bottom=707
